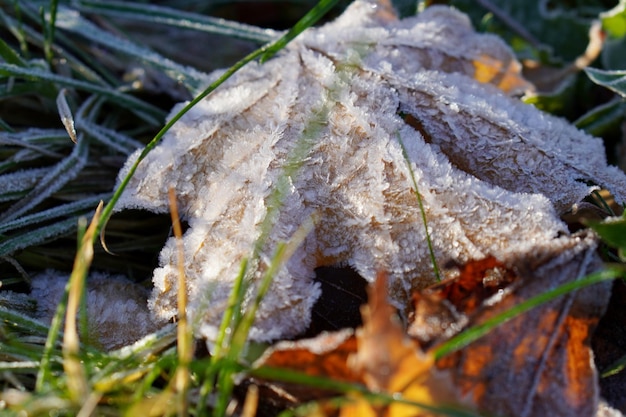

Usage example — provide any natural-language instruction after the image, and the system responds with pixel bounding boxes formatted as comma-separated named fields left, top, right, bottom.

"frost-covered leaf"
left=115, top=2, right=626, bottom=343
left=30, top=270, right=159, bottom=350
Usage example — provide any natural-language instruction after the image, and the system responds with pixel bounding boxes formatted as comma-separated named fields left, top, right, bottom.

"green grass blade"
left=43, top=0, right=59, bottom=62
left=75, top=0, right=280, bottom=44
left=433, top=267, right=624, bottom=360
left=396, top=131, right=441, bottom=282
left=0, top=37, right=27, bottom=66
left=2, top=5, right=115, bottom=85
left=601, top=353, right=626, bottom=378
left=0, top=306, right=51, bottom=337
left=251, top=367, right=484, bottom=417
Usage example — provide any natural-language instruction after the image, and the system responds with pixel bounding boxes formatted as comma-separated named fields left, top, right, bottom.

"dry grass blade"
left=168, top=188, right=193, bottom=416
left=56, top=88, right=77, bottom=144
left=63, top=201, right=104, bottom=403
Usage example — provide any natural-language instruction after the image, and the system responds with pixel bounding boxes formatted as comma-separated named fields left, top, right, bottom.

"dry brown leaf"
left=249, top=328, right=361, bottom=410
left=345, top=271, right=465, bottom=417
left=408, top=232, right=612, bottom=417
left=408, top=256, right=518, bottom=347
left=252, top=272, right=467, bottom=417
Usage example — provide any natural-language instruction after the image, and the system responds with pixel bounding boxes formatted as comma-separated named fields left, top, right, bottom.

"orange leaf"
left=428, top=234, right=611, bottom=417
left=347, top=271, right=467, bottom=417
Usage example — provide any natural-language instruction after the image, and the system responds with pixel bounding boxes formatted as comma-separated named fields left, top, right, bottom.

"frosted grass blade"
left=0, top=217, right=78, bottom=257
left=75, top=0, right=280, bottom=44
left=54, top=6, right=207, bottom=90
left=0, top=135, right=89, bottom=223
left=0, top=194, right=107, bottom=234
left=0, top=168, right=50, bottom=202
left=56, top=89, right=77, bottom=143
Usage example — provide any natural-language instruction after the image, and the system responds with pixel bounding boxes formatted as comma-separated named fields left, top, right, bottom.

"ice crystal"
left=116, top=2, right=626, bottom=342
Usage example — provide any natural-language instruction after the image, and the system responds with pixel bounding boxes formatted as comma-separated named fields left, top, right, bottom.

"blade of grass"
left=0, top=167, right=50, bottom=202
left=396, top=131, right=441, bottom=282
left=0, top=37, right=27, bottom=66
left=601, top=353, right=626, bottom=378
left=43, top=0, right=59, bottom=62
left=0, top=306, right=51, bottom=337
left=52, top=6, right=206, bottom=90
left=0, top=217, right=78, bottom=257
left=1, top=5, right=115, bottom=86
left=0, top=194, right=107, bottom=234
left=63, top=202, right=104, bottom=403
left=6, top=0, right=29, bottom=57
left=75, top=0, right=280, bottom=44
left=259, top=0, right=339, bottom=62
left=0, top=132, right=89, bottom=223
left=56, top=88, right=77, bottom=143
left=251, top=367, right=483, bottom=417
left=167, top=188, right=192, bottom=416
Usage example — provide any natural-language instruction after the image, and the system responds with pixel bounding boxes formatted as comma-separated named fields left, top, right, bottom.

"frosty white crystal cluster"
left=116, top=1, right=626, bottom=342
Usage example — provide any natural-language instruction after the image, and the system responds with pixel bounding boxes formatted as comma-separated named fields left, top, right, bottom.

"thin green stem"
left=396, top=131, right=441, bottom=281
left=44, top=0, right=59, bottom=63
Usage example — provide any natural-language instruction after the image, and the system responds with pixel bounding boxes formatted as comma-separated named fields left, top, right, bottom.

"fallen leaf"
left=346, top=272, right=464, bottom=417
left=251, top=272, right=466, bottom=416
left=249, top=328, right=361, bottom=410
left=115, top=1, right=626, bottom=343
left=408, top=256, right=517, bottom=347
left=424, top=232, right=612, bottom=417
